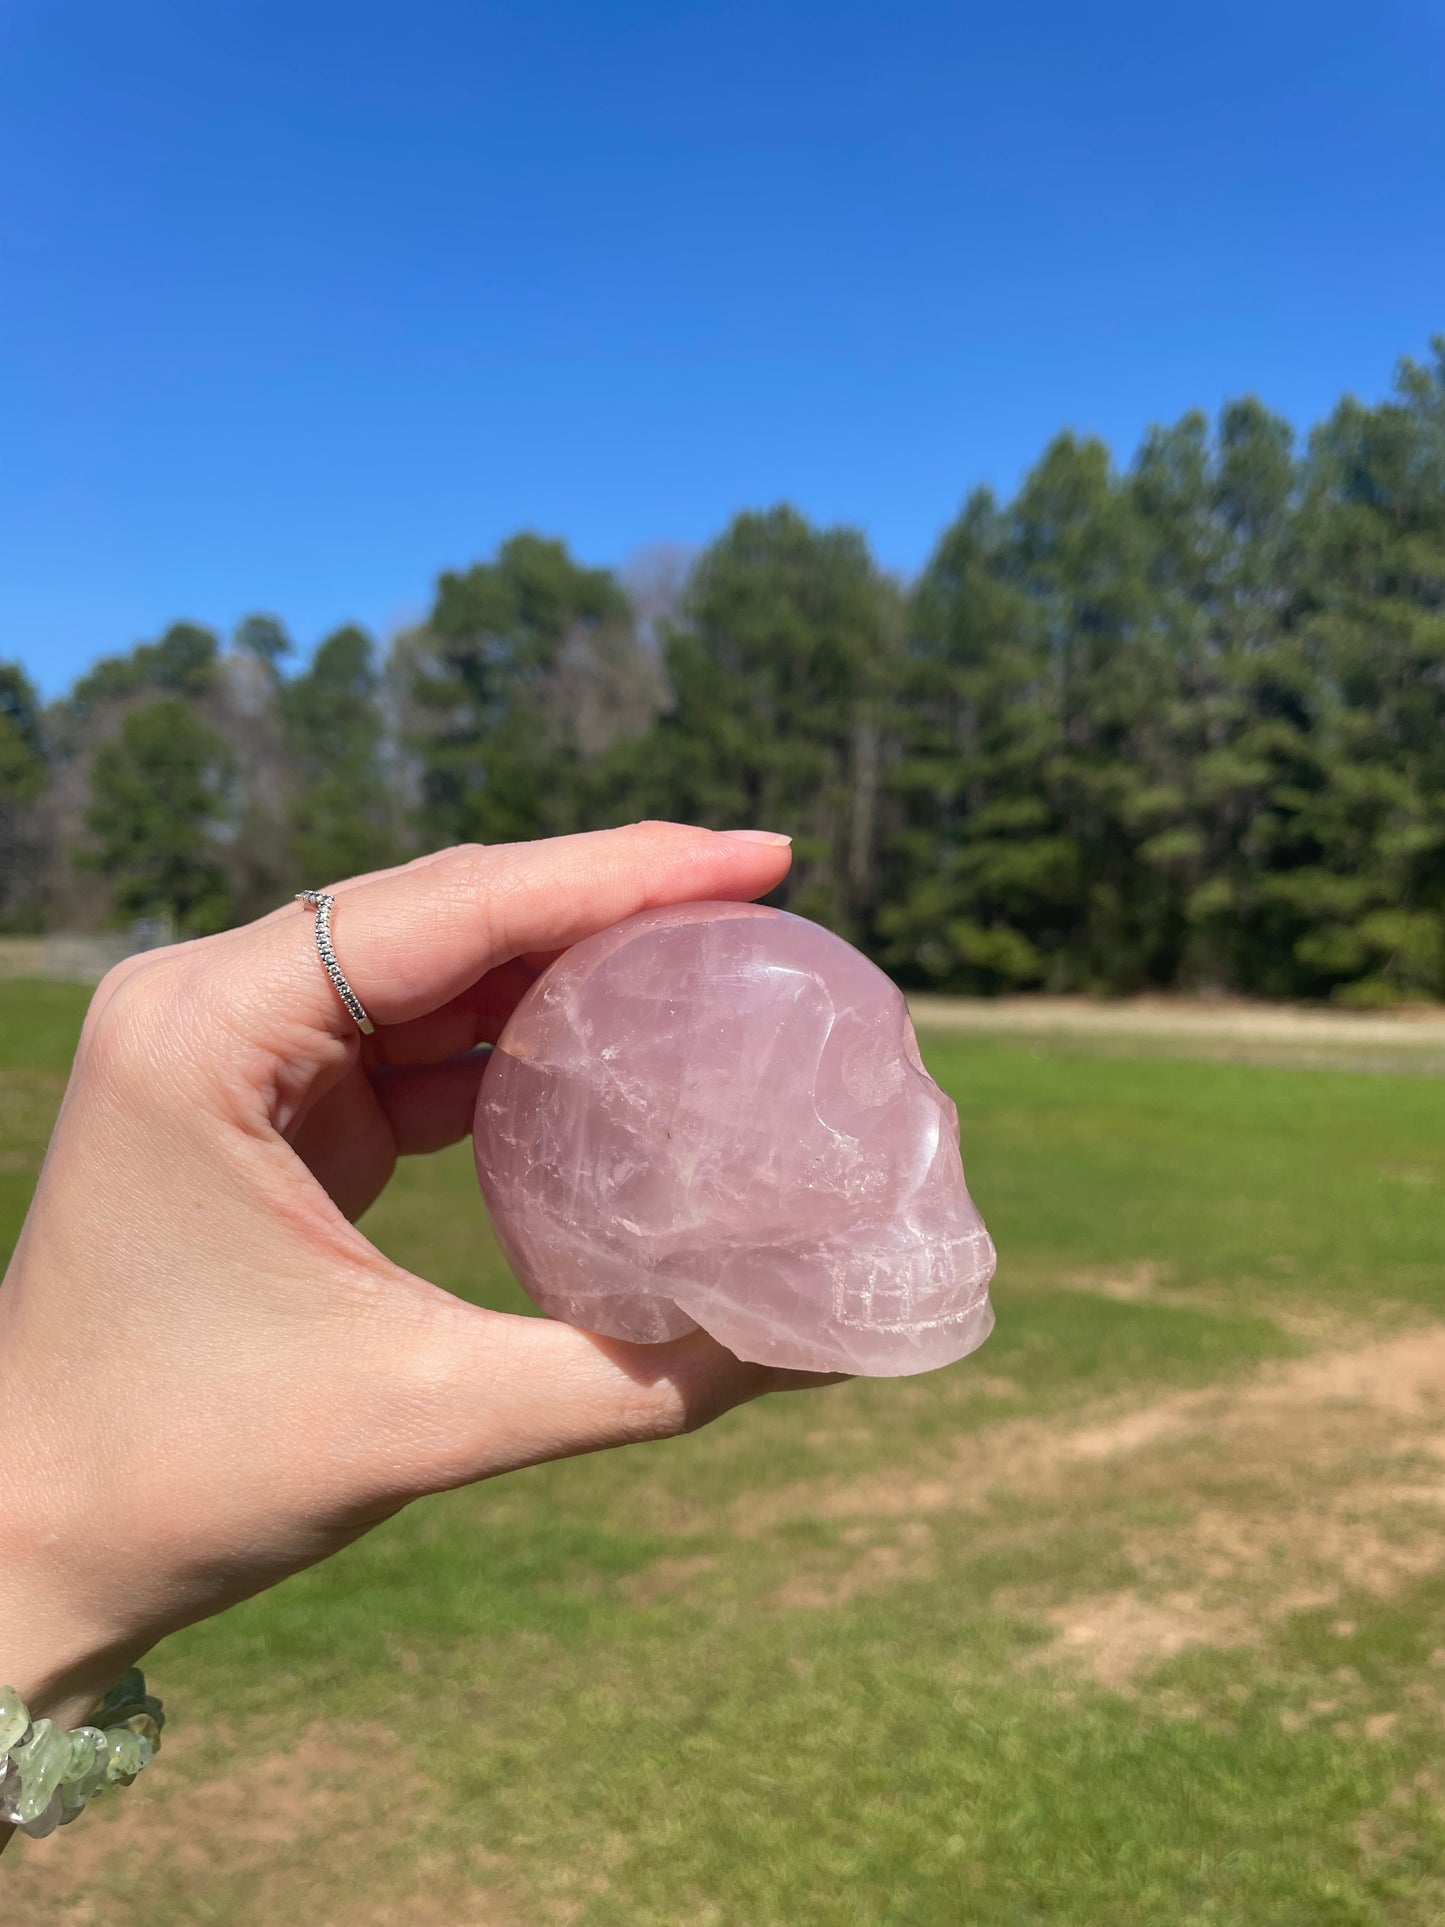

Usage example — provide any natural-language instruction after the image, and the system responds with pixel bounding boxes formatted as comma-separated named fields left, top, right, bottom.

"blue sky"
left=3, top=0, right=1443, bottom=696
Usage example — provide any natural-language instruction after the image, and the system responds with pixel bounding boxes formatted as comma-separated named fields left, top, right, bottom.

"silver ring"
left=296, top=890, right=375, bottom=1035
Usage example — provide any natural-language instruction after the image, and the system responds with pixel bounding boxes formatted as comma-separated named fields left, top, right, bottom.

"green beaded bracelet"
left=0, top=1670, right=164, bottom=1839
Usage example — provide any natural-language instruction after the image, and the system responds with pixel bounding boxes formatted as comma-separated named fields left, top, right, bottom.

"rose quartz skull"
left=473, top=900, right=996, bottom=1375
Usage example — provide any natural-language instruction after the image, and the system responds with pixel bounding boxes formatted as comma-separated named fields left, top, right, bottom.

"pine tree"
left=410, top=534, right=662, bottom=846
left=606, top=506, right=902, bottom=941
left=281, top=625, right=402, bottom=885
left=83, top=698, right=233, bottom=932
left=0, top=662, right=50, bottom=929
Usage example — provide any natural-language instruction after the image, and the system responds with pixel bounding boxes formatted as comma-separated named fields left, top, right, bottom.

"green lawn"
left=4, top=978, right=1445, bottom=1924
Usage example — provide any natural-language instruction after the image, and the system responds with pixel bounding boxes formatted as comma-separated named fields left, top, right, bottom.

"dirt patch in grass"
left=1265, top=1330, right=1445, bottom=1415
left=1046, top=1477, right=1445, bottom=1686
left=1024, top=1298, right=1445, bottom=1690
left=753, top=1326, right=1445, bottom=1527
left=776, top=1522, right=937, bottom=1610
left=1048, top=1269, right=1400, bottom=1348
left=1034, top=1589, right=1250, bottom=1688
left=6, top=1720, right=522, bottom=1926
left=623, top=1553, right=719, bottom=1604
left=745, top=1324, right=1445, bottom=1683
left=1057, top=1261, right=1171, bottom=1302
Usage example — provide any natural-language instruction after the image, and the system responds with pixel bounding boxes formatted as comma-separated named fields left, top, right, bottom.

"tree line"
left=3, top=343, right=1444, bottom=1004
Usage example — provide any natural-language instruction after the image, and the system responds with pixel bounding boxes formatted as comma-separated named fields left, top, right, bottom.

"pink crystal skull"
left=473, top=900, right=996, bottom=1376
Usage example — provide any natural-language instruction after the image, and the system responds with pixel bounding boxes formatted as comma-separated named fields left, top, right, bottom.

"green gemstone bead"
left=53, top=1731, right=109, bottom=1827
left=58, top=1775, right=90, bottom=1818
left=102, top=1728, right=146, bottom=1788
left=92, top=1668, right=147, bottom=1727
left=125, top=1712, right=162, bottom=1752
left=63, top=1727, right=107, bottom=1784
left=20, top=1787, right=65, bottom=1839
left=10, top=1720, right=71, bottom=1825
left=0, top=1686, right=31, bottom=1755
left=72, top=1750, right=111, bottom=1805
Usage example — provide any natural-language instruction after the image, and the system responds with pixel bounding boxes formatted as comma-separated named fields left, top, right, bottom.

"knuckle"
left=618, top=1380, right=693, bottom=1445
left=81, top=954, right=194, bottom=1080
left=84, top=957, right=152, bottom=1044
left=90, top=952, right=150, bottom=1008
left=420, top=842, right=505, bottom=913
left=619, top=1356, right=741, bottom=1445
left=447, top=843, right=503, bottom=898
left=433, top=841, right=493, bottom=881
left=83, top=967, right=161, bottom=1067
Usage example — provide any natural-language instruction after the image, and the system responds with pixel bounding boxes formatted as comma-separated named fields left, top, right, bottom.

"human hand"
left=0, top=824, right=819, bottom=1754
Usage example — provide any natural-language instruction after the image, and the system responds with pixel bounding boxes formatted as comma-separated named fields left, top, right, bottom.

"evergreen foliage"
left=280, top=625, right=401, bottom=886
left=83, top=698, right=233, bottom=933
left=0, top=662, right=49, bottom=929
left=7, top=343, right=1444, bottom=1000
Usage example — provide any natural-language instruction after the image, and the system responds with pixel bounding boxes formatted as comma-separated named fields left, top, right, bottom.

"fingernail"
left=719, top=829, right=792, bottom=847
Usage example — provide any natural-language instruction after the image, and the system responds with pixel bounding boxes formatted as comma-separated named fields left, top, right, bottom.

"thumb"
left=373, top=1285, right=842, bottom=1497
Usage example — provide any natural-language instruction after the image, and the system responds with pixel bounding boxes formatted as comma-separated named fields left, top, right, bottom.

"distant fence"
left=0, top=920, right=175, bottom=986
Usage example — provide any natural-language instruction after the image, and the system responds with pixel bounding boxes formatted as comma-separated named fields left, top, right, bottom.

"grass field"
left=4, top=977, right=1445, bottom=1924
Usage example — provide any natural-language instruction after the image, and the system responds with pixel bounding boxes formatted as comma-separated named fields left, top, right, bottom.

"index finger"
left=233, top=822, right=792, bottom=1037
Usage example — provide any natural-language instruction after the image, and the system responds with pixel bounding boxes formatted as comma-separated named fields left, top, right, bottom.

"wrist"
left=0, top=1534, right=142, bottom=1854
left=0, top=1481, right=138, bottom=1734
left=0, top=1574, right=132, bottom=1734
left=0, top=1279, right=144, bottom=1730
